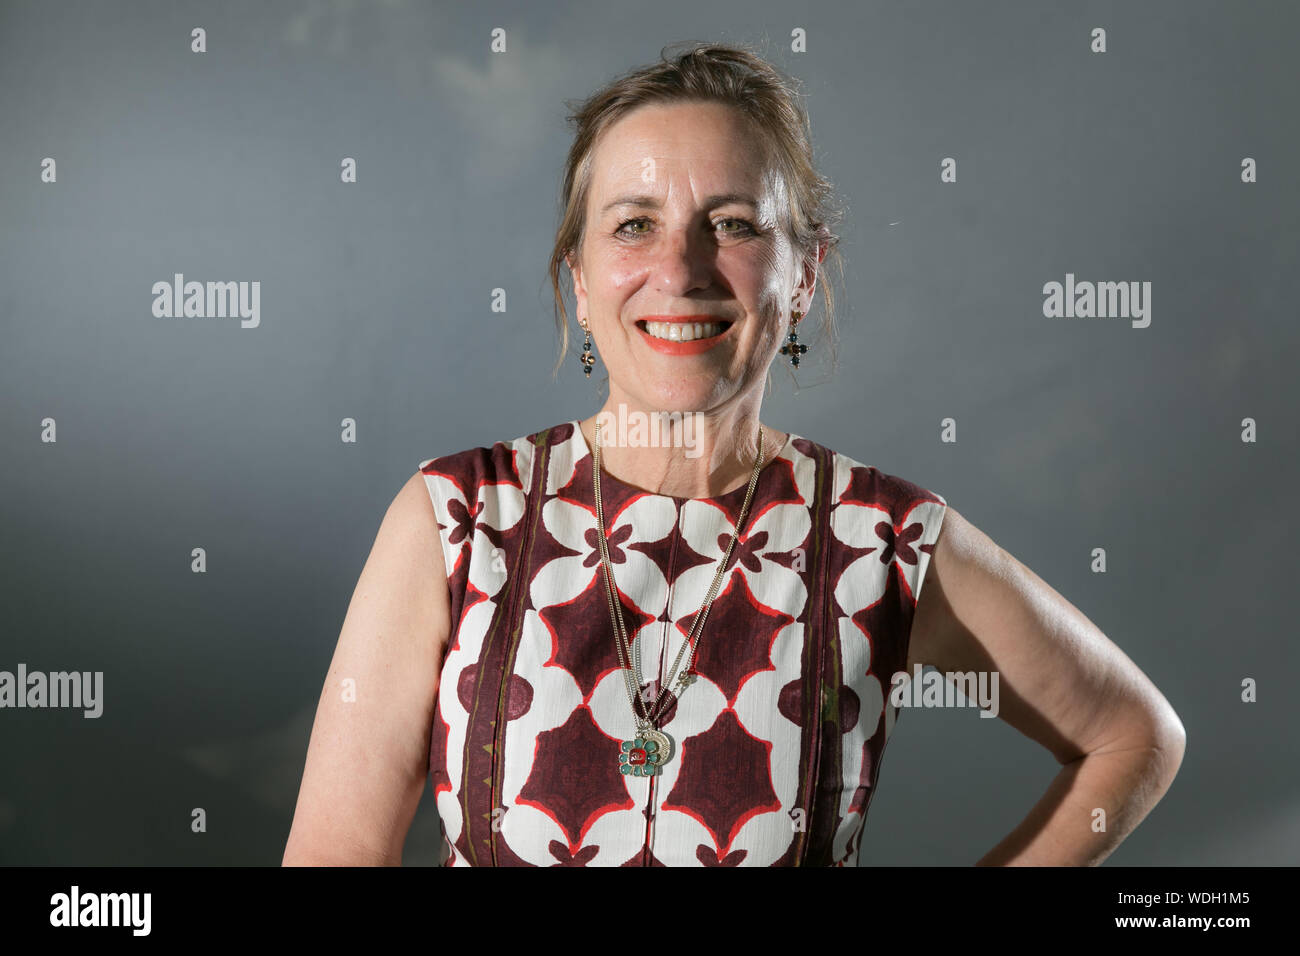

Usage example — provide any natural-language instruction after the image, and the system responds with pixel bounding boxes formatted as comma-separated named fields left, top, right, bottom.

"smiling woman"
left=283, top=40, right=1184, bottom=868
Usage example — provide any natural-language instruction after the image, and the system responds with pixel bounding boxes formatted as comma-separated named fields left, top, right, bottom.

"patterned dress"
left=418, top=419, right=947, bottom=866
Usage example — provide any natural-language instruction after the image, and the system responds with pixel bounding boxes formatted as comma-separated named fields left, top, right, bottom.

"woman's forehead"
left=595, top=102, right=762, bottom=166
left=594, top=152, right=764, bottom=191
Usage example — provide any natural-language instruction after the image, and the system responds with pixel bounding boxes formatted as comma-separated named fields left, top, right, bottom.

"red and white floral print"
left=419, top=420, right=946, bottom=866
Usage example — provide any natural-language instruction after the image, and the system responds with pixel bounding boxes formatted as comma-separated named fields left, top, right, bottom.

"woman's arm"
left=282, top=471, right=451, bottom=866
left=906, top=506, right=1186, bottom=866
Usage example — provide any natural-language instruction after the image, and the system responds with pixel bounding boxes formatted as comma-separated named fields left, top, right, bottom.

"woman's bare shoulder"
left=908, top=505, right=1185, bottom=758
left=387, top=469, right=451, bottom=630
left=281, top=470, right=452, bottom=865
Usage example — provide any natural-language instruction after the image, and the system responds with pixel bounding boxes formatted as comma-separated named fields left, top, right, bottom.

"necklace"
left=592, top=420, right=766, bottom=777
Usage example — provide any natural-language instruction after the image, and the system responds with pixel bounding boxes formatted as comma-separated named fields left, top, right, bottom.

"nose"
left=651, top=222, right=716, bottom=296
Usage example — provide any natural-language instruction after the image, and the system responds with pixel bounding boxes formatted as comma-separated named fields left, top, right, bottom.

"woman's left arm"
left=906, top=506, right=1187, bottom=866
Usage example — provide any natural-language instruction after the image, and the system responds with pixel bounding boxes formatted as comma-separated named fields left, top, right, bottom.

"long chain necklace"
left=592, top=420, right=766, bottom=777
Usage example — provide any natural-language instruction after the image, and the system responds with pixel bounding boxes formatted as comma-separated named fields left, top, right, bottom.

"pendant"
left=618, top=728, right=674, bottom=776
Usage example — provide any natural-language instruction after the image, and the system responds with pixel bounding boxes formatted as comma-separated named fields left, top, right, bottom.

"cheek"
left=753, top=316, right=784, bottom=360
left=591, top=253, right=643, bottom=299
left=748, top=286, right=790, bottom=357
left=735, top=244, right=790, bottom=311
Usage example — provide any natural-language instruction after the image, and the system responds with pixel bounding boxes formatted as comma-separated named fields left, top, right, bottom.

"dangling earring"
left=579, top=319, right=596, bottom=378
left=780, top=310, right=809, bottom=368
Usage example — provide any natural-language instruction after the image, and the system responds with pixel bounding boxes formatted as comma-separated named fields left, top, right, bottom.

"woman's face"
left=568, top=100, right=818, bottom=415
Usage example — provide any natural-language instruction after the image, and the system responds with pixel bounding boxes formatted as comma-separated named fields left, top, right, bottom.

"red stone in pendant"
left=628, top=748, right=647, bottom=765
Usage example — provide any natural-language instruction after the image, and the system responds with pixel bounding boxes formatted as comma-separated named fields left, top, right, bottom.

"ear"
left=566, top=252, right=588, bottom=320
left=792, top=239, right=825, bottom=315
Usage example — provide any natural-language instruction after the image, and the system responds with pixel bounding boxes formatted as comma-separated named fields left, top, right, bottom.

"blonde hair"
left=546, top=40, right=846, bottom=385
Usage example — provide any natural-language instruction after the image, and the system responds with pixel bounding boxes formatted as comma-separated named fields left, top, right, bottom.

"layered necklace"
left=591, top=420, right=766, bottom=777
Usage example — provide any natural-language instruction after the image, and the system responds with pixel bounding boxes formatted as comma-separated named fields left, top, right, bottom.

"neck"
left=579, top=396, right=784, bottom=499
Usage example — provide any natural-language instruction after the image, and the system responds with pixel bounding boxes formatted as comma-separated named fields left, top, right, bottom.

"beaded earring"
left=780, top=310, right=808, bottom=368
left=579, top=319, right=596, bottom=378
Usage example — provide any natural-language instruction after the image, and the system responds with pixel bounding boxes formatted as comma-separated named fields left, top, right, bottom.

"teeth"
left=644, top=320, right=725, bottom=341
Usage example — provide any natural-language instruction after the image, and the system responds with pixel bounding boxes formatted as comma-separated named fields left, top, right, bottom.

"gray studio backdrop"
left=1, top=0, right=1296, bottom=865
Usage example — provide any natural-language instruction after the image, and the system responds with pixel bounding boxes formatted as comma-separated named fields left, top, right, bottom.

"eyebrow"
left=600, top=193, right=758, bottom=215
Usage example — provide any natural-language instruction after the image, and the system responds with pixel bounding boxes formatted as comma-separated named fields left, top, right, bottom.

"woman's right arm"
left=282, top=471, right=451, bottom=866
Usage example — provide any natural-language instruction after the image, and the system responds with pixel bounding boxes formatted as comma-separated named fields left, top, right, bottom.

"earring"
left=579, top=319, right=596, bottom=378
left=780, top=310, right=808, bottom=368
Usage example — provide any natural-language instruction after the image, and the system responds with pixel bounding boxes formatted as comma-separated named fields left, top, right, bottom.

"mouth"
left=635, top=317, right=735, bottom=355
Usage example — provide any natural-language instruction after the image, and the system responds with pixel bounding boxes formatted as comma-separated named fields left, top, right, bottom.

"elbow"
left=1140, top=701, right=1187, bottom=785
left=1154, top=700, right=1187, bottom=755
left=283, top=846, right=400, bottom=867
left=283, top=830, right=398, bottom=867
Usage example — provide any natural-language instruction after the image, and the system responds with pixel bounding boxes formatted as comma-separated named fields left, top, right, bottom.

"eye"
left=716, top=217, right=757, bottom=236
left=613, top=216, right=758, bottom=238
left=614, top=217, right=651, bottom=237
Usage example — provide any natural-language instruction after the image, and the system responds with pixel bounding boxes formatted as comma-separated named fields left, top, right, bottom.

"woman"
left=283, top=42, right=1185, bottom=867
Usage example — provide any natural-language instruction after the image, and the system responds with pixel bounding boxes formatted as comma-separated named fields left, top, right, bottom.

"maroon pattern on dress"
left=419, top=420, right=946, bottom=866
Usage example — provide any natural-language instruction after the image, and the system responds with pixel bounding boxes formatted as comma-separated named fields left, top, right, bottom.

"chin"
left=635, top=382, right=725, bottom=414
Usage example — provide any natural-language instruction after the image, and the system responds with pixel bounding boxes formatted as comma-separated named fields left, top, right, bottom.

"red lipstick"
left=635, top=314, right=734, bottom=356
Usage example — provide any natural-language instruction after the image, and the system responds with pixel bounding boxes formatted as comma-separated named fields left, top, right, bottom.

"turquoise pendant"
left=618, top=729, right=673, bottom=776
left=618, top=737, right=662, bottom=776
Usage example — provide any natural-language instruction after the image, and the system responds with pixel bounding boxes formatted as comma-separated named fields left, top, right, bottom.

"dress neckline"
left=565, top=418, right=796, bottom=505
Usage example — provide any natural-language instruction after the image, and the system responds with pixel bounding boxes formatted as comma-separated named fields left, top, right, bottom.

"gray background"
left=1, top=0, right=1295, bottom=865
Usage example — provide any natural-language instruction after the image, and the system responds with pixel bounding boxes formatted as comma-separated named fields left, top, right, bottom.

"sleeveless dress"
left=418, top=419, right=947, bottom=866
